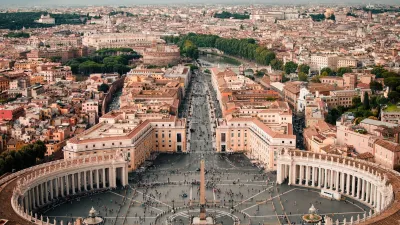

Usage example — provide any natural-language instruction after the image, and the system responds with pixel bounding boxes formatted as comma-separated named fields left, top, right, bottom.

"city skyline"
left=2, top=0, right=400, bottom=7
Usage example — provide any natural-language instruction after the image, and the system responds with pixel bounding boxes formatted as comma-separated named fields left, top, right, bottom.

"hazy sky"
left=1, top=0, right=399, bottom=6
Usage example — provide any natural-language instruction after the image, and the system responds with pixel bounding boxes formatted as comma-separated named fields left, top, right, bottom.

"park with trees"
left=213, top=11, right=250, bottom=20
left=65, top=48, right=141, bottom=75
left=0, top=12, right=87, bottom=30
left=163, top=33, right=276, bottom=66
left=0, top=140, right=47, bottom=176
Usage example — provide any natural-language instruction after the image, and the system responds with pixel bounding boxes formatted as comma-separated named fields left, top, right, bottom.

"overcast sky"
left=1, top=0, right=399, bottom=7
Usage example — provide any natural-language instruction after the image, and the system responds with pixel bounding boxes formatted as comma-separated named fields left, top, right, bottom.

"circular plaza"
left=39, top=153, right=371, bottom=225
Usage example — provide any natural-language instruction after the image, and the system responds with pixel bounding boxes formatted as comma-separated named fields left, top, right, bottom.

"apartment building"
left=310, top=55, right=338, bottom=71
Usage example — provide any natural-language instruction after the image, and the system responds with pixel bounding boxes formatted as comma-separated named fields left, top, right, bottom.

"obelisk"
left=199, top=159, right=206, bottom=220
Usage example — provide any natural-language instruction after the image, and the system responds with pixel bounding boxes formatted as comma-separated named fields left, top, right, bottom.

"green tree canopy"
left=298, top=72, right=308, bottom=81
left=337, top=67, right=353, bottom=77
left=284, top=61, right=298, bottom=74
left=98, top=83, right=110, bottom=93
left=298, top=64, right=310, bottom=74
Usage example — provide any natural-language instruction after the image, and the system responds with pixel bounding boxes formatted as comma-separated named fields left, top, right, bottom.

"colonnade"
left=276, top=150, right=394, bottom=215
left=10, top=153, right=129, bottom=225
left=21, top=167, right=125, bottom=212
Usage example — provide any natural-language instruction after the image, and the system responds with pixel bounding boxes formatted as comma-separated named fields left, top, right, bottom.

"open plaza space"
left=42, top=153, right=370, bottom=225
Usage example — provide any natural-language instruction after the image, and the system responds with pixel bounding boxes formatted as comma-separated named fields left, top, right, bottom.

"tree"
left=337, top=67, right=352, bottom=76
left=388, top=91, right=400, bottom=103
left=311, top=76, right=321, bottom=83
left=320, top=67, right=334, bottom=76
left=298, top=64, right=310, bottom=74
left=270, top=59, right=284, bottom=70
left=321, top=71, right=329, bottom=77
left=50, top=56, right=62, bottom=63
left=298, top=72, right=308, bottom=81
left=371, top=66, right=388, bottom=78
left=384, top=77, right=400, bottom=90
left=284, top=61, right=298, bottom=74
left=98, top=83, right=110, bottom=93
left=352, top=96, right=362, bottom=107
left=363, top=92, right=370, bottom=109
left=370, top=81, right=383, bottom=92
left=325, top=108, right=341, bottom=125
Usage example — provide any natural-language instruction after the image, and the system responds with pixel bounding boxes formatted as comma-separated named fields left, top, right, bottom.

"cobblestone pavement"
left=43, top=71, right=371, bottom=225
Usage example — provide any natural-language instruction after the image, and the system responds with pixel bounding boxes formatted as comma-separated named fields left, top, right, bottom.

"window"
left=238, top=132, right=240, bottom=137
left=282, top=141, right=284, bottom=143
left=162, top=134, right=165, bottom=138
left=155, top=134, right=158, bottom=138
left=169, top=133, right=171, bottom=138
left=177, top=133, right=182, bottom=142
left=231, top=133, right=234, bottom=137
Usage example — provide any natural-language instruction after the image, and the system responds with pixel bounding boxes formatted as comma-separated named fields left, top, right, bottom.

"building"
left=0, top=105, right=24, bottom=121
left=35, top=14, right=55, bottom=24
left=142, top=44, right=180, bottom=66
left=63, top=112, right=186, bottom=171
left=381, top=105, right=400, bottom=125
left=216, top=117, right=296, bottom=170
left=310, top=55, right=338, bottom=71
left=337, top=57, right=358, bottom=68
left=82, top=32, right=162, bottom=51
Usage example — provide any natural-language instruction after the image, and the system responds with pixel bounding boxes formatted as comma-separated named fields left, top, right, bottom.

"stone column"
left=299, top=165, right=304, bottom=185
left=71, top=173, right=76, bottom=194
left=84, top=171, right=88, bottom=191
left=376, top=191, right=381, bottom=212
left=41, top=183, right=45, bottom=205
left=352, top=175, right=356, bottom=197
left=340, top=172, right=346, bottom=193
left=312, top=167, right=316, bottom=187
left=288, top=164, right=293, bottom=185
left=335, top=171, right=340, bottom=191
left=330, top=170, right=334, bottom=189
left=324, top=168, right=328, bottom=188
left=66, top=175, right=70, bottom=195
left=361, top=179, right=366, bottom=200
left=109, top=167, right=114, bottom=188
left=50, top=179, right=54, bottom=200
left=277, top=164, right=282, bottom=184
left=43, top=181, right=49, bottom=203
left=96, top=169, right=100, bottom=189
left=370, top=184, right=375, bottom=206
left=102, top=169, right=106, bottom=188
left=61, top=177, right=65, bottom=197
left=357, top=177, right=361, bottom=198
left=305, top=166, right=309, bottom=186
left=78, top=171, right=81, bottom=192
left=366, top=181, right=370, bottom=203
left=90, top=170, right=94, bottom=190
left=55, top=177, right=59, bottom=198
left=346, top=173, right=350, bottom=194
left=33, top=187, right=37, bottom=208
left=318, top=167, right=322, bottom=187
left=122, top=166, right=127, bottom=186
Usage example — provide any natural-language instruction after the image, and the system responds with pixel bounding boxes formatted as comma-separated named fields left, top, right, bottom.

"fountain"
left=302, top=204, right=323, bottom=224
